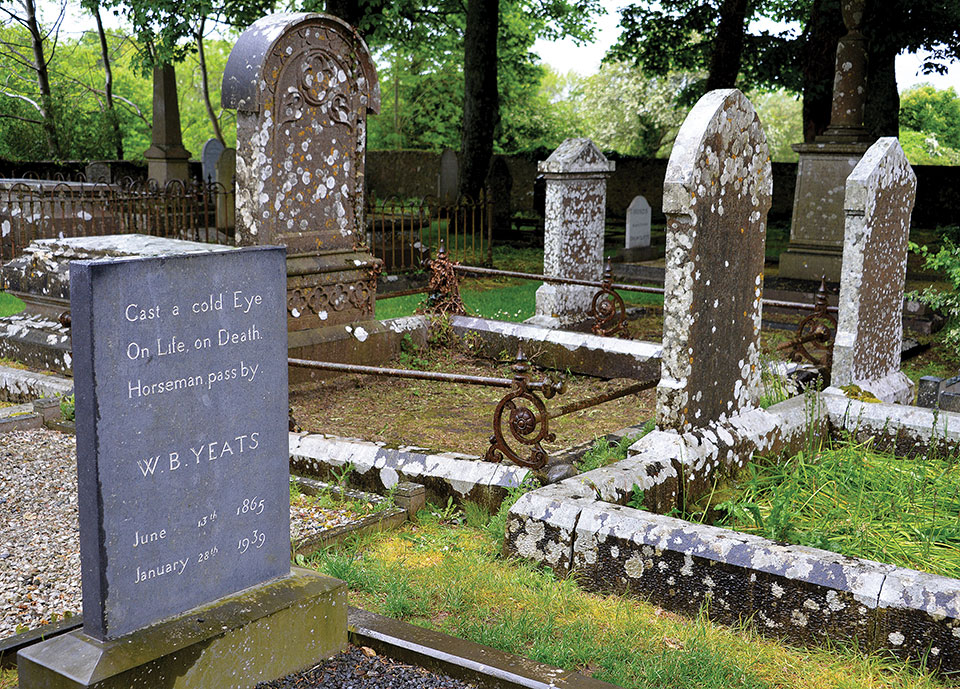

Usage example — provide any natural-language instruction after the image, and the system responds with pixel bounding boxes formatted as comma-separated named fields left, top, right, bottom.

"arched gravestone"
left=437, top=148, right=458, bottom=205
left=222, top=13, right=381, bottom=331
left=201, top=137, right=225, bottom=184
left=831, top=137, right=917, bottom=403
left=657, top=89, right=772, bottom=433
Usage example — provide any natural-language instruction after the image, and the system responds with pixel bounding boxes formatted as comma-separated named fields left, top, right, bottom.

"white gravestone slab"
left=625, top=195, right=651, bottom=249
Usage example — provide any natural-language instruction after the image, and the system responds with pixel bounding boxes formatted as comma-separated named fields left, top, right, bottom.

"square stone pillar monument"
left=528, top=138, right=614, bottom=328
left=222, top=13, right=383, bottom=365
left=779, top=0, right=872, bottom=282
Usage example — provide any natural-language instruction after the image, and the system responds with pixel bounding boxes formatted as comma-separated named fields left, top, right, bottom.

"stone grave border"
left=504, top=389, right=960, bottom=672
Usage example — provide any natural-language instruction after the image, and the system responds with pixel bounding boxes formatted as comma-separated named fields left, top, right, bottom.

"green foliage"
left=0, top=292, right=24, bottom=318
left=897, top=129, right=960, bottom=166
left=59, top=394, right=76, bottom=422
left=899, top=84, right=960, bottom=150
left=577, top=422, right=654, bottom=473
left=487, top=475, right=541, bottom=543
left=908, top=240, right=960, bottom=349
left=745, top=89, right=802, bottom=162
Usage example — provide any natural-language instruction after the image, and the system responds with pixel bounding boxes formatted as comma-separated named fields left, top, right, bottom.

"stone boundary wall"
left=365, top=151, right=960, bottom=228
left=505, top=389, right=960, bottom=672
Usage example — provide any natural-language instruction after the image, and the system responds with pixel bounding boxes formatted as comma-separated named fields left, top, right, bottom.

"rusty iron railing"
left=365, top=193, right=493, bottom=273
left=776, top=277, right=838, bottom=373
left=288, top=350, right=655, bottom=470
left=0, top=176, right=235, bottom=266
left=432, top=250, right=840, bottom=342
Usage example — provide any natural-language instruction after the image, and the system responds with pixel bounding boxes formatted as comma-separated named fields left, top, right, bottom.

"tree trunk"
left=196, top=18, right=225, bottom=146
left=23, top=0, right=60, bottom=158
left=93, top=3, right=123, bottom=159
left=864, top=47, right=899, bottom=139
left=800, top=0, right=844, bottom=141
left=704, top=0, right=749, bottom=91
left=325, top=0, right=363, bottom=29
left=459, top=0, right=499, bottom=201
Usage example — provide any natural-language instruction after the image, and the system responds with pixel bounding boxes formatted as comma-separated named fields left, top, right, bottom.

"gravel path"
left=0, top=429, right=375, bottom=639
left=256, top=644, right=476, bottom=689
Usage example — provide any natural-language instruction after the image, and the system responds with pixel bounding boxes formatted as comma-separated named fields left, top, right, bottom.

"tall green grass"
left=713, top=437, right=960, bottom=578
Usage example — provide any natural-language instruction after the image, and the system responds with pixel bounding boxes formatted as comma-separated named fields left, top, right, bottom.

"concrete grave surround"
left=832, top=137, right=917, bottom=404
left=530, top=138, right=615, bottom=328
left=70, top=247, right=290, bottom=639
left=223, top=12, right=382, bottom=334
left=625, top=195, right=651, bottom=249
left=201, top=138, right=226, bottom=185
left=657, top=89, right=772, bottom=433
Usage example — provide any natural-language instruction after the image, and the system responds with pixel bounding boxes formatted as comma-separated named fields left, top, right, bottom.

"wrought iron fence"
left=0, top=176, right=234, bottom=265
left=365, top=193, right=492, bottom=273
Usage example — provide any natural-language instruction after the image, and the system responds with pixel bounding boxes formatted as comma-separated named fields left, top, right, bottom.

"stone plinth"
left=18, top=568, right=346, bottom=689
left=832, top=137, right=917, bottom=403
left=656, top=89, right=772, bottom=433
left=222, top=13, right=382, bottom=342
left=529, top=138, right=614, bottom=328
left=778, top=142, right=870, bottom=281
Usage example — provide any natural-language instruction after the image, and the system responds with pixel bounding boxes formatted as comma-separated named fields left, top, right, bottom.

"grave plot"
left=504, top=90, right=960, bottom=675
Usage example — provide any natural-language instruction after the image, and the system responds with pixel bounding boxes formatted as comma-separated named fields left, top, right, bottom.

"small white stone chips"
left=657, top=89, right=772, bottom=432
left=831, top=137, right=917, bottom=403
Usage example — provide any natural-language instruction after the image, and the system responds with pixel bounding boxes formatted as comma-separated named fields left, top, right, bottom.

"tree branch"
left=0, top=89, right=42, bottom=112
left=0, top=111, right=44, bottom=125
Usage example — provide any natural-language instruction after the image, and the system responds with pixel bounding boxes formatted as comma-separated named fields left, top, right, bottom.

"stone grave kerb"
left=831, top=136, right=917, bottom=404
left=657, top=89, right=772, bottom=433
left=222, top=12, right=383, bottom=335
left=530, top=138, right=615, bottom=328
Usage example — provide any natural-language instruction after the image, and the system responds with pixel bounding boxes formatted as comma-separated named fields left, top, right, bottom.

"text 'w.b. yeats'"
left=70, top=246, right=289, bottom=640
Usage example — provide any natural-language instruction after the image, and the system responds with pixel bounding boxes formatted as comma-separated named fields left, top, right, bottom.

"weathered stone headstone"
left=831, top=137, right=917, bottom=404
left=18, top=246, right=346, bottom=687
left=656, top=89, right=772, bottom=433
left=222, top=12, right=382, bottom=337
left=528, top=138, right=614, bottom=328
left=437, top=148, right=458, bottom=205
left=201, top=138, right=226, bottom=184
left=625, top=195, right=651, bottom=249
left=216, top=147, right=237, bottom=232
left=487, top=156, right=513, bottom=240
left=143, top=63, right=191, bottom=184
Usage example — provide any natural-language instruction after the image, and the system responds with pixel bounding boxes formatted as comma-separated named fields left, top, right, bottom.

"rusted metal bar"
left=775, top=277, right=838, bottom=371
left=452, top=263, right=839, bottom=313
left=547, top=379, right=656, bottom=420
left=287, top=356, right=558, bottom=391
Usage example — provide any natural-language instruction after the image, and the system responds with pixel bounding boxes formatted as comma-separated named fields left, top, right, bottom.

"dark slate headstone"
left=201, top=138, right=226, bottom=184
left=438, top=148, right=458, bottom=205
left=71, top=246, right=289, bottom=640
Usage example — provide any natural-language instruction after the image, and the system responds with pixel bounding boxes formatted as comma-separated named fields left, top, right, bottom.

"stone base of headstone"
left=145, top=153, right=191, bottom=185
left=17, top=568, right=346, bottom=689
left=286, top=253, right=380, bottom=331
left=825, top=370, right=915, bottom=406
left=529, top=283, right=596, bottom=329
left=778, top=142, right=870, bottom=282
left=618, top=246, right=659, bottom=263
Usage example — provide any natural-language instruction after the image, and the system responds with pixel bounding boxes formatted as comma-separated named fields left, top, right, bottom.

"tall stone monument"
left=831, top=137, right=917, bottom=404
left=779, top=0, right=872, bottom=282
left=528, top=138, right=614, bottom=328
left=18, top=247, right=346, bottom=687
left=657, top=89, right=772, bottom=433
left=143, top=64, right=192, bottom=184
left=222, top=13, right=382, bottom=362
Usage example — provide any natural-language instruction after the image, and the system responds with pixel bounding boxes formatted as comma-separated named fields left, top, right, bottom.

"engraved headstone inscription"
left=71, top=246, right=289, bottom=639
left=625, top=195, right=651, bottom=250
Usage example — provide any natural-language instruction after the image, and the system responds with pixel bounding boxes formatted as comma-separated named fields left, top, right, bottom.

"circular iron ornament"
left=590, top=257, right=630, bottom=338
left=776, top=277, right=837, bottom=372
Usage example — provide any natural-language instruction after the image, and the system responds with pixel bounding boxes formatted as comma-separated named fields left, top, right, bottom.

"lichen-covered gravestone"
left=17, top=247, right=346, bottom=688
left=657, top=89, right=772, bottom=432
left=529, top=138, right=614, bottom=328
left=222, top=12, right=381, bottom=334
left=831, top=137, right=917, bottom=404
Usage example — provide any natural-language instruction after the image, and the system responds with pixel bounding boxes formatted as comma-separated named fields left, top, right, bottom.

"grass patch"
left=0, top=292, right=24, bottom=318
left=576, top=420, right=655, bottom=473
left=705, top=436, right=960, bottom=578
left=300, top=513, right=945, bottom=689
left=376, top=279, right=664, bottom=322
